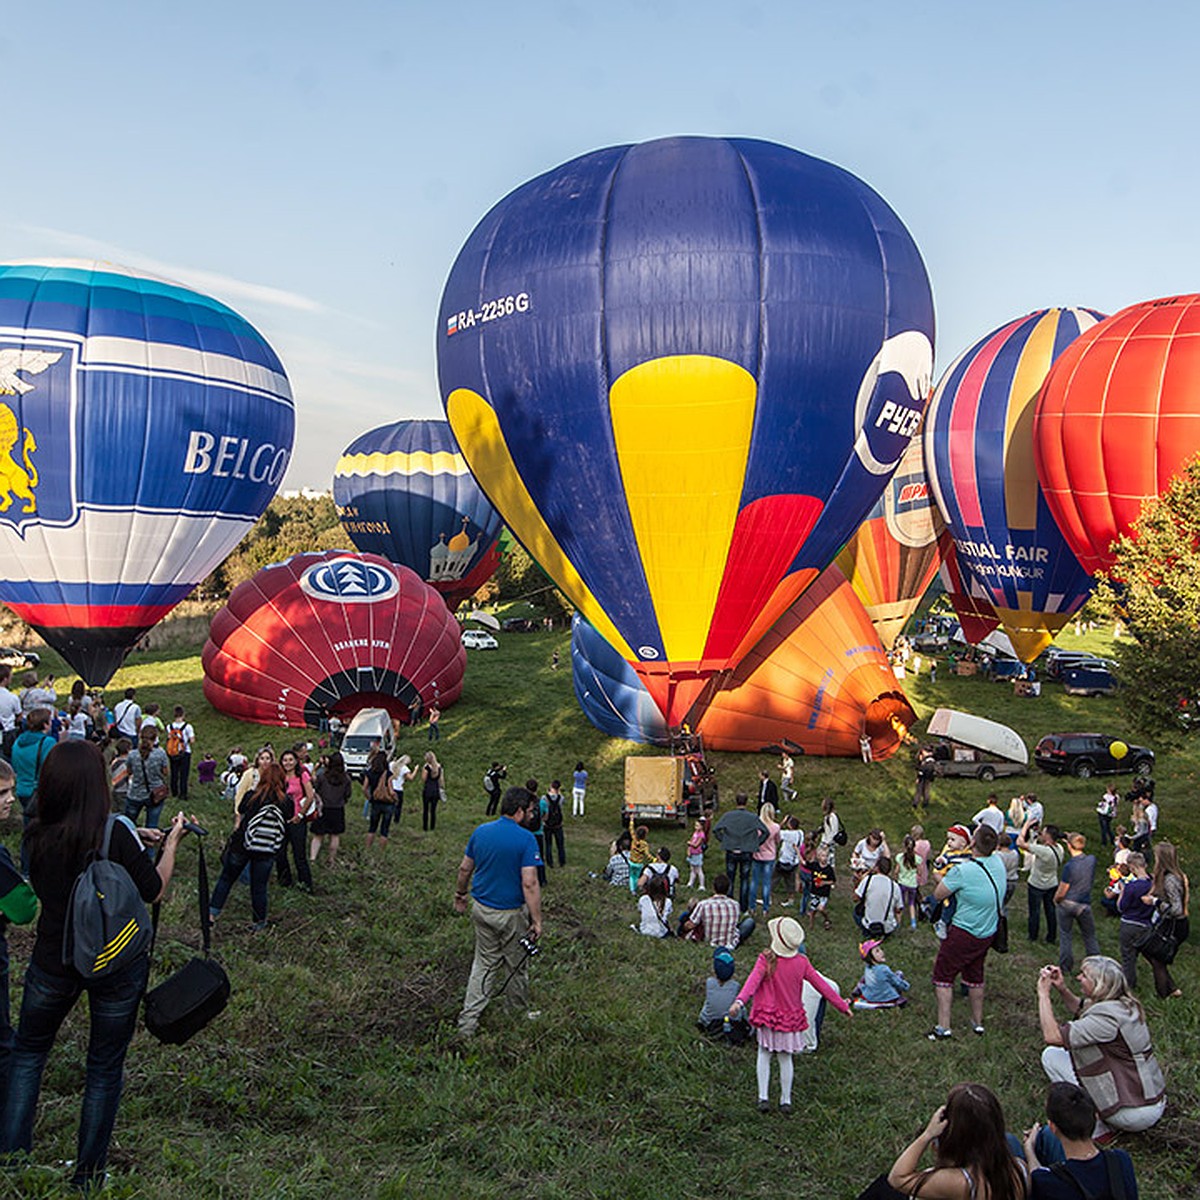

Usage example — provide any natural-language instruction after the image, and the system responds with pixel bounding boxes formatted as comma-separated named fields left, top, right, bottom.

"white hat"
left=768, top=916, right=805, bottom=958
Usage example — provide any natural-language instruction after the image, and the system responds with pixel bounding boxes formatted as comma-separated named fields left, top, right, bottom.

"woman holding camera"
left=1037, top=955, right=1165, bottom=1137
left=0, top=741, right=187, bottom=1190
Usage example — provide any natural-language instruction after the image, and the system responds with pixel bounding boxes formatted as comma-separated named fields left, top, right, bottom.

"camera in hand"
left=519, top=935, right=541, bottom=958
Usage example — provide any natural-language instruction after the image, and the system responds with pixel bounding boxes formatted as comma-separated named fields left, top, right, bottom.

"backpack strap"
left=1103, top=1150, right=1127, bottom=1200
left=1048, top=1162, right=1095, bottom=1200
left=99, top=813, right=117, bottom=860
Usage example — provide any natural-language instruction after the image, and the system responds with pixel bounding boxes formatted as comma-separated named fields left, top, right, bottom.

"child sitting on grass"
left=697, top=948, right=749, bottom=1043
left=851, top=939, right=910, bottom=1009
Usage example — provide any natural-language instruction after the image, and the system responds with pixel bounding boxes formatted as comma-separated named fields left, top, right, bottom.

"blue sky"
left=6, top=2, right=1198, bottom=487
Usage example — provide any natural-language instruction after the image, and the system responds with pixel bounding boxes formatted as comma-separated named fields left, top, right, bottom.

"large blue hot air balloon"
left=438, top=136, right=934, bottom=725
left=332, top=419, right=503, bottom=609
left=925, top=308, right=1102, bottom=661
left=571, top=614, right=671, bottom=746
left=0, top=260, right=294, bottom=683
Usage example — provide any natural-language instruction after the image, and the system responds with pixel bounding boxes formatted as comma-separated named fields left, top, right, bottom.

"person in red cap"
left=851, top=939, right=910, bottom=1009
left=922, top=824, right=973, bottom=935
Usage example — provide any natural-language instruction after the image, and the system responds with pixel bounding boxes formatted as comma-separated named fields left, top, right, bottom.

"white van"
left=340, top=708, right=396, bottom=779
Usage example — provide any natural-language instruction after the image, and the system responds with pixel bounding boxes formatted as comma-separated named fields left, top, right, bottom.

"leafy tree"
left=195, top=494, right=344, bottom=599
left=491, top=540, right=571, bottom=619
left=1094, top=456, right=1200, bottom=738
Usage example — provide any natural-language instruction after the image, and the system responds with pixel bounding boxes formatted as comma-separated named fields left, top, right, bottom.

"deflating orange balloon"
left=691, top=566, right=915, bottom=759
left=836, top=430, right=944, bottom=651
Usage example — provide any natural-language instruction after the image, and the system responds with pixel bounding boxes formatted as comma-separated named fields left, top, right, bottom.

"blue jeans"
left=0, top=932, right=10, bottom=1101
left=124, top=795, right=164, bottom=832
left=211, top=849, right=274, bottom=924
left=1, top=955, right=150, bottom=1188
left=725, top=853, right=753, bottom=913
left=750, top=860, right=775, bottom=912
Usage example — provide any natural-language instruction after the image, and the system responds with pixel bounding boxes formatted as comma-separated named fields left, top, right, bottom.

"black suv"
left=1034, top=733, right=1154, bottom=780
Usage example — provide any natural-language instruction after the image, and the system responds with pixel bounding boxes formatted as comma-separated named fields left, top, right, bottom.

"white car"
left=462, top=630, right=498, bottom=650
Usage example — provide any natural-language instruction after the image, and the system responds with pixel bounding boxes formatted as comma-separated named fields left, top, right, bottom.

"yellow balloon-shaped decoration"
left=1110, top=740, right=1128, bottom=760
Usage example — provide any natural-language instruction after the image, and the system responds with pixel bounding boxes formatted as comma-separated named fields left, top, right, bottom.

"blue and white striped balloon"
left=0, top=259, right=294, bottom=682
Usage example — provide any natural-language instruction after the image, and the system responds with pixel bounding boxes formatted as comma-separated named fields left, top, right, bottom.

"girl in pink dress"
left=727, top=916, right=852, bottom=1113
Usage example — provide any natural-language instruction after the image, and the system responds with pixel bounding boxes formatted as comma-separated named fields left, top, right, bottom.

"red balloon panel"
left=203, top=551, right=465, bottom=729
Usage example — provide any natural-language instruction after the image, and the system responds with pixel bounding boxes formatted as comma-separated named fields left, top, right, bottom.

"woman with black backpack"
left=541, top=781, right=566, bottom=867
left=209, top=763, right=289, bottom=933
left=0, top=741, right=187, bottom=1191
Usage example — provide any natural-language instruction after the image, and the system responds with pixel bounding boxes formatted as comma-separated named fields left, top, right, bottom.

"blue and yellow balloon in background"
left=925, top=308, right=1103, bottom=661
left=0, top=259, right=293, bottom=683
left=438, top=136, right=935, bottom=724
left=333, top=419, right=503, bottom=609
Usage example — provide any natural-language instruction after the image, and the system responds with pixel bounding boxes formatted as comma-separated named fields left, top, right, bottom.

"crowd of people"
left=578, top=762, right=1184, bottom=1193
left=0, top=656, right=1189, bottom=1194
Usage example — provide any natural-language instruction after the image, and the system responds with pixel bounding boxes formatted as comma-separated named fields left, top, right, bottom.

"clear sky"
left=6, top=1, right=1198, bottom=488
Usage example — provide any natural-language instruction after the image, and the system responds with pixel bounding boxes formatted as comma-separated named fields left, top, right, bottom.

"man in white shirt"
left=972, top=795, right=1007, bottom=836
left=855, top=857, right=902, bottom=936
left=0, top=665, right=23, bottom=761
left=112, top=687, right=141, bottom=738
left=166, top=704, right=196, bottom=801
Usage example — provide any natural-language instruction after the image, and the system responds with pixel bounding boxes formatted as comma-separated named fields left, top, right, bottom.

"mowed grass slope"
left=3, top=627, right=1198, bottom=1199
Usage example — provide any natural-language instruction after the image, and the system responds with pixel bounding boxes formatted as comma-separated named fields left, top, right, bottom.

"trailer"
left=622, top=732, right=718, bottom=825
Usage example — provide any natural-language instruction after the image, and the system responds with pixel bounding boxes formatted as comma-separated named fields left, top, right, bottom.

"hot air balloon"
left=925, top=309, right=1103, bottom=661
left=835, top=427, right=945, bottom=650
left=935, top=530, right=1001, bottom=647
left=202, top=550, right=464, bottom=728
left=0, top=260, right=293, bottom=683
left=571, top=614, right=670, bottom=746
left=1035, top=294, right=1200, bottom=575
left=333, top=419, right=503, bottom=609
left=572, top=567, right=915, bottom=758
left=438, top=136, right=935, bottom=726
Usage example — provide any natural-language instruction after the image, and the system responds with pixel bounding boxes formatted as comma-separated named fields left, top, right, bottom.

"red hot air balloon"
left=935, top=530, right=1001, bottom=647
left=1035, top=295, right=1200, bottom=575
left=202, top=551, right=464, bottom=729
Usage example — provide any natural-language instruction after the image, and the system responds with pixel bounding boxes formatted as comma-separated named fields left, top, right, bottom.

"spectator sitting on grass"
left=1023, top=1082, right=1140, bottom=1198
left=680, top=873, right=755, bottom=948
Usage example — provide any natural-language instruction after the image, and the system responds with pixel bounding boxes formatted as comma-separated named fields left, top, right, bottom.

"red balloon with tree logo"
left=202, top=551, right=464, bottom=729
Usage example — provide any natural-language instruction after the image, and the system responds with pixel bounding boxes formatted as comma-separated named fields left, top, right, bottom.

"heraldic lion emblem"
left=0, top=348, right=61, bottom=515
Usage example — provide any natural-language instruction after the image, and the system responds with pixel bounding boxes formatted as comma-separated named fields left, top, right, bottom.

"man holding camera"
left=454, top=786, right=543, bottom=1037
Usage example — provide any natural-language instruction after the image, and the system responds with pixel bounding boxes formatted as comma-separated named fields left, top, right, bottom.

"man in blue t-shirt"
left=927, top=824, right=1007, bottom=1041
left=1055, top=832, right=1100, bottom=973
left=1024, top=1082, right=1139, bottom=1198
left=454, top=786, right=543, bottom=1037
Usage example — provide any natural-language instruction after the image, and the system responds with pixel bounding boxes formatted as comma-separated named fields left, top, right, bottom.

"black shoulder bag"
left=144, top=834, right=232, bottom=1044
left=973, top=859, right=1008, bottom=953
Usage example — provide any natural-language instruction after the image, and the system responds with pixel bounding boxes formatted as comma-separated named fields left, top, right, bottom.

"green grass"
left=1, top=626, right=1198, bottom=1198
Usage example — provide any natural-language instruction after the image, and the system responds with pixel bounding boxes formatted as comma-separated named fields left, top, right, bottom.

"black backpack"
left=543, top=794, right=564, bottom=831
left=63, top=817, right=152, bottom=978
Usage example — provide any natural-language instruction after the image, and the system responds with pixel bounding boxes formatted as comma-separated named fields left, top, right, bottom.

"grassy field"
left=2, top=624, right=1198, bottom=1199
